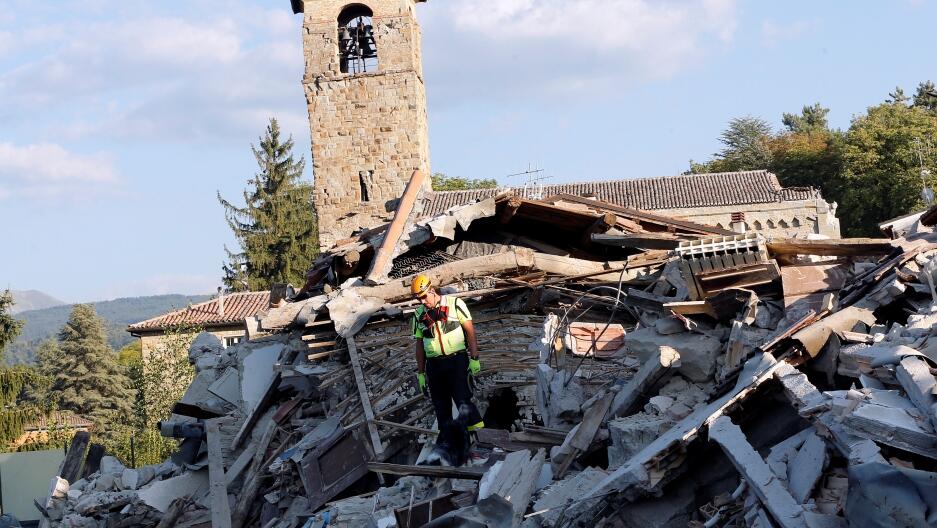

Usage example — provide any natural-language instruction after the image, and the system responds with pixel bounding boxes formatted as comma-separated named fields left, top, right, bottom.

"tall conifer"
left=218, top=118, right=318, bottom=291
left=0, top=289, right=22, bottom=359
left=43, top=305, right=134, bottom=430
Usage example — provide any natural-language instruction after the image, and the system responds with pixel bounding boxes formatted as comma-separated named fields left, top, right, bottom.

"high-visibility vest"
left=411, top=296, right=472, bottom=358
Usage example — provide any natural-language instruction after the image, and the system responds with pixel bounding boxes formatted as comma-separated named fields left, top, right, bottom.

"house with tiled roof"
left=128, top=291, right=271, bottom=359
left=11, top=411, right=93, bottom=449
left=424, top=170, right=840, bottom=239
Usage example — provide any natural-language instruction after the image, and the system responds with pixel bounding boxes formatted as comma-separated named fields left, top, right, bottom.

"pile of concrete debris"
left=37, top=173, right=937, bottom=527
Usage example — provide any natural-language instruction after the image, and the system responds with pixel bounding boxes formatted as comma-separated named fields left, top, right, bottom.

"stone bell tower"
left=293, top=0, right=431, bottom=249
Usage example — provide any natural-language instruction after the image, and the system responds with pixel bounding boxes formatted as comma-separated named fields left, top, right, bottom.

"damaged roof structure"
left=35, top=169, right=937, bottom=527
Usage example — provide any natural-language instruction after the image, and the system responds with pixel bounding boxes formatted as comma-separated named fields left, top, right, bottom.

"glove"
left=417, top=372, right=429, bottom=397
left=468, top=357, right=481, bottom=376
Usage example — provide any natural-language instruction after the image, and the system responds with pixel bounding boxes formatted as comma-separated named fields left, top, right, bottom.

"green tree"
left=136, top=325, right=196, bottom=426
left=690, top=116, right=774, bottom=173
left=0, top=290, right=23, bottom=360
left=913, top=80, right=937, bottom=114
left=41, top=305, right=134, bottom=432
left=117, top=340, right=142, bottom=366
left=106, top=325, right=197, bottom=466
left=840, top=101, right=937, bottom=236
left=888, top=87, right=910, bottom=105
left=0, top=366, right=45, bottom=450
left=431, top=173, right=498, bottom=191
left=782, top=103, right=830, bottom=134
left=770, top=103, right=847, bottom=207
left=219, top=117, right=318, bottom=292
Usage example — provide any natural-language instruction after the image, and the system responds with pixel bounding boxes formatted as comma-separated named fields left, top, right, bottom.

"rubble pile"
left=36, top=185, right=937, bottom=527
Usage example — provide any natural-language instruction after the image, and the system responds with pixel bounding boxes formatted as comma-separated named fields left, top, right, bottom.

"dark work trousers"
left=425, top=352, right=483, bottom=428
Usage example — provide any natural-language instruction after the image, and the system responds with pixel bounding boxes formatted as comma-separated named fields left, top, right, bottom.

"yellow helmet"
left=411, top=274, right=432, bottom=298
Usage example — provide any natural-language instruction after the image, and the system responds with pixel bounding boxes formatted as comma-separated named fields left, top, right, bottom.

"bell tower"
left=294, top=0, right=431, bottom=249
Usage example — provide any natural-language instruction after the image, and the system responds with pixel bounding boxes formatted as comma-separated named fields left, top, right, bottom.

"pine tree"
left=0, top=289, right=23, bottom=360
left=218, top=118, right=318, bottom=292
left=43, top=305, right=134, bottom=431
left=913, top=80, right=937, bottom=114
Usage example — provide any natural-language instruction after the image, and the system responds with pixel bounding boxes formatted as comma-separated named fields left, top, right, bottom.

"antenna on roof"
left=914, top=138, right=934, bottom=205
left=506, top=163, right=552, bottom=200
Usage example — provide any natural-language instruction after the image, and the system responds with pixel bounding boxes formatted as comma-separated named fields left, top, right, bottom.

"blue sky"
left=1, top=0, right=933, bottom=303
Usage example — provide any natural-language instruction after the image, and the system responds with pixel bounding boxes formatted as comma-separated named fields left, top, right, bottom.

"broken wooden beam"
left=348, top=336, right=386, bottom=458
left=498, top=196, right=523, bottom=224
left=709, top=416, right=808, bottom=528
left=766, top=237, right=894, bottom=257
left=205, top=419, right=232, bottom=528
left=580, top=212, right=618, bottom=247
left=591, top=232, right=682, bottom=250
left=367, top=462, right=486, bottom=480
left=365, top=169, right=426, bottom=281
left=553, top=390, right=614, bottom=478
left=546, top=193, right=734, bottom=235
left=60, top=431, right=91, bottom=484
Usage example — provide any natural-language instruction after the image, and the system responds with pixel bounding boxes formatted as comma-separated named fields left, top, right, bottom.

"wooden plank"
left=231, top=414, right=278, bottom=528
left=546, top=193, right=734, bottom=235
left=767, top=237, right=894, bottom=257
left=591, top=233, right=682, bottom=250
left=499, top=196, right=522, bottom=224
left=225, top=443, right=258, bottom=488
left=81, top=444, right=105, bottom=479
left=365, top=169, right=426, bottom=281
left=367, top=462, right=486, bottom=480
left=348, top=336, right=385, bottom=457
left=60, top=431, right=90, bottom=483
left=205, top=419, right=232, bottom=528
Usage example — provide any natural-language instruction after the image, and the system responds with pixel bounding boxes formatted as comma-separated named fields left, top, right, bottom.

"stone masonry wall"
left=302, top=0, right=430, bottom=249
left=656, top=197, right=841, bottom=238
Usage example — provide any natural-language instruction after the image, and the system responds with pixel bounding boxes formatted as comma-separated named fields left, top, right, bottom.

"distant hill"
left=5, top=294, right=212, bottom=364
left=9, top=290, right=66, bottom=314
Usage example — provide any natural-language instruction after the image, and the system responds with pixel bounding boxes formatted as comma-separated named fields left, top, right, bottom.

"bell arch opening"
left=338, top=4, right=378, bottom=74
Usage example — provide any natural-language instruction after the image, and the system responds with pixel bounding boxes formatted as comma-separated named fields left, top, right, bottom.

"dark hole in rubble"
left=481, top=388, right=521, bottom=430
left=872, top=296, right=914, bottom=328
left=732, top=380, right=813, bottom=452
left=577, top=442, right=608, bottom=470
left=329, top=471, right=382, bottom=502
left=877, top=444, right=937, bottom=472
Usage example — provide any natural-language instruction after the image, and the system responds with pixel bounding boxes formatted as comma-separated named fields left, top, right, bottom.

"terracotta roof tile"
left=128, top=291, right=271, bottom=332
left=424, top=170, right=817, bottom=217
left=24, top=412, right=94, bottom=431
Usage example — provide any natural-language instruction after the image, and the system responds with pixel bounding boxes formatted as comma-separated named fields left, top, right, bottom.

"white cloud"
left=0, top=142, right=119, bottom=200
left=0, top=6, right=305, bottom=143
left=421, top=0, right=738, bottom=102
left=761, top=19, right=813, bottom=48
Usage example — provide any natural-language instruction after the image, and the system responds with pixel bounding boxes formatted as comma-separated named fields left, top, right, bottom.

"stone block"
left=625, top=327, right=722, bottom=382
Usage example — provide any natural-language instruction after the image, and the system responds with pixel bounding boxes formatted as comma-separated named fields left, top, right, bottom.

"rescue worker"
left=411, top=274, right=485, bottom=433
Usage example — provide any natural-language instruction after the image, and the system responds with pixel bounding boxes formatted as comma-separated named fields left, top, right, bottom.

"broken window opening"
left=338, top=5, right=378, bottom=74
left=752, top=220, right=763, bottom=230
left=792, top=217, right=802, bottom=227
left=359, top=170, right=374, bottom=202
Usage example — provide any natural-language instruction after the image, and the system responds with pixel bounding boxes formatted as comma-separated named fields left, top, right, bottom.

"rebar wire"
left=559, top=266, right=631, bottom=387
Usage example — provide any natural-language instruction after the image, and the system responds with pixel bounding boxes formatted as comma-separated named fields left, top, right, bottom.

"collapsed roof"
left=36, top=172, right=937, bottom=528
